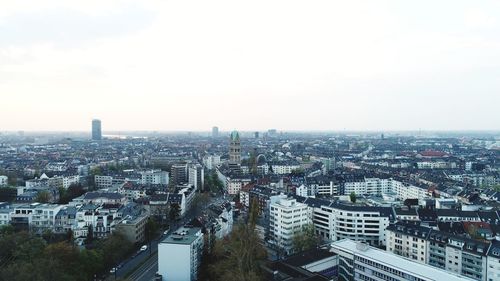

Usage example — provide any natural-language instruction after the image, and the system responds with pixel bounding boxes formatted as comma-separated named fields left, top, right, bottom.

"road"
left=108, top=194, right=227, bottom=281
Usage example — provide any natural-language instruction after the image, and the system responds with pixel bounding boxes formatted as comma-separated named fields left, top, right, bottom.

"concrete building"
left=140, top=169, right=168, bottom=185
left=170, top=164, right=188, bottom=187
left=332, top=239, right=473, bottom=281
left=158, top=226, right=204, bottom=281
left=92, top=119, right=102, bottom=140
left=188, top=164, right=204, bottom=191
left=269, top=195, right=311, bottom=254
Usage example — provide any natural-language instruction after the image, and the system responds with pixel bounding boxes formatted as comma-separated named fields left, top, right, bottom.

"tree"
left=86, top=225, right=94, bottom=243
left=209, top=223, right=267, bottom=281
left=292, top=224, right=321, bottom=253
left=350, top=192, right=357, bottom=203
left=145, top=217, right=159, bottom=254
left=169, top=203, right=181, bottom=222
left=35, top=190, right=51, bottom=203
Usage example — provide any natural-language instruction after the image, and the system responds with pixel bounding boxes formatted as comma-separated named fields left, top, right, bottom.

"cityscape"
left=1, top=1, right=500, bottom=281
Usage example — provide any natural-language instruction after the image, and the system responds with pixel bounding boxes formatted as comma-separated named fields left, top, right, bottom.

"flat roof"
left=331, top=239, right=474, bottom=281
left=161, top=226, right=202, bottom=245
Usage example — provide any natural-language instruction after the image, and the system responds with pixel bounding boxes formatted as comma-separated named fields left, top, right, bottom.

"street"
left=108, top=193, right=227, bottom=281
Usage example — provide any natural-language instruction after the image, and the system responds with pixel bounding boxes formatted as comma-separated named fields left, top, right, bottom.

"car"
left=140, top=245, right=148, bottom=251
left=164, top=230, right=169, bottom=235
left=109, top=267, right=117, bottom=274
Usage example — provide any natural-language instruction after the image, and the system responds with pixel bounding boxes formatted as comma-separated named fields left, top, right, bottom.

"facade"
left=332, top=239, right=473, bottom=281
left=158, top=227, right=204, bottom=281
left=92, top=119, right=102, bottom=140
left=269, top=195, right=311, bottom=254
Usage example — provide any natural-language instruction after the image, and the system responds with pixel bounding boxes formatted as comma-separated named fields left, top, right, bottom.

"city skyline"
left=1, top=0, right=499, bottom=131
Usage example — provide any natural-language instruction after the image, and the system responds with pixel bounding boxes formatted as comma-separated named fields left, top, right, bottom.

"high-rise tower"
left=92, top=119, right=102, bottom=140
left=229, top=130, right=241, bottom=165
left=212, top=126, right=219, bottom=138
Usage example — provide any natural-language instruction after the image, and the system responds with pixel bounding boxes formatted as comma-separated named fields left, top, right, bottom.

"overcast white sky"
left=0, top=0, right=499, bottom=132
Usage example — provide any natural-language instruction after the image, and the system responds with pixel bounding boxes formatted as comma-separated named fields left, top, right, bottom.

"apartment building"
left=332, top=239, right=473, bottom=281
left=158, top=227, right=204, bottom=281
left=386, top=222, right=491, bottom=281
left=269, top=195, right=311, bottom=254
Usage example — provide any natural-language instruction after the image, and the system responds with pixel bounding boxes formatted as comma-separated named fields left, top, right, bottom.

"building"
left=188, top=164, right=204, bottom=191
left=386, top=222, right=491, bottom=280
left=269, top=195, right=311, bottom=254
left=202, top=155, right=221, bottom=170
left=487, top=240, right=500, bottom=281
left=171, top=164, right=188, bottom=187
left=140, top=169, right=169, bottom=185
left=212, top=126, right=219, bottom=138
left=332, top=239, right=473, bottom=281
left=0, top=175, right=8, bottom=186
left=291, top=196, right=395, bottom=246
left=229, top=130, right=241, bottom=165
left=158, top=226, right=204, bottom=281
left=92, top=119, right=102, bottom=140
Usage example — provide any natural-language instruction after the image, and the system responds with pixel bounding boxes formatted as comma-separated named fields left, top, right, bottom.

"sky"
left=0, top=0, right=499, bottom=132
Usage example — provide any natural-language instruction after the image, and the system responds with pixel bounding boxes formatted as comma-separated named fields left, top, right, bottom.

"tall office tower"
left=229, top=130, right=241, bottom=165
left=92, top=119, right=102, bottom=140
left=170, top=163, right=188, bottom=188
left=254, top=131, right=259, bottom=139
left=188, top=164, right=204, bottom=191
left=212, top=126, right=219, bottom=138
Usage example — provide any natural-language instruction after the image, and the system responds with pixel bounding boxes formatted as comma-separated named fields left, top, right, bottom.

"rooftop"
left=332, top=239, right=474, bottom=281
left=161, top=226, right=202, bottom=245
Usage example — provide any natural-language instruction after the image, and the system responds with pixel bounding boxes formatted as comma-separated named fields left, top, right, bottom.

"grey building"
left=92, top=119, right=102, bottom=140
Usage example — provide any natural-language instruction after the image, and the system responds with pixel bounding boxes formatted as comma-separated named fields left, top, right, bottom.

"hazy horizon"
left=1, top=0, right=499, bottom=131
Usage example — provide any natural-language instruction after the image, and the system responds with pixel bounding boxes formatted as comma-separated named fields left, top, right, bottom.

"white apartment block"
left=332, top=239, right=473, bottom=281
left=140, top=170, right=168, bottom=185
left=487, top=241, right=500, bottom=281
left=386, top=223, right=429, bottom=264
left=343, top=177, right=428, bottom=201
left=158, top=227, right=204, bottom=281
left=226, top=177, right=251, bottom=195
left=298, top=197, right=394, bottom=247
left=269, top=195, right=311, bottom=254
left=387, top=223, right=492, bottom=281
left=188, top=164, right=204, bottom=191
left=0, top=175, right=8, bottom=186
left=202, top=155, right=221, bottom=170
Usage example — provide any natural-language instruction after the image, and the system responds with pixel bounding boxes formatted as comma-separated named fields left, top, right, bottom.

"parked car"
left=109, top=267, right=117, bottom=274
left=140, top=245, right=148, bottom=251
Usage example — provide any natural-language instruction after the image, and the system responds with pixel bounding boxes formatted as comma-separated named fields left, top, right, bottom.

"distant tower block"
left=212, top=126, right=219, bottom=138
left=229, top=130, right=241, bottom=165
left=92, top=119, right=102, bottom=140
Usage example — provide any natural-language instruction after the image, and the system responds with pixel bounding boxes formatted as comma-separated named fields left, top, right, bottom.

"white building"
left=332, top=239, right=474, bottom=281
left=297, top=197, right=394, bottom=247
left=140, top=170, right=168, bottom=185
left=188, top=164, right=204, bottom=191
left=202, top=155, right=221, bottom=170
left=0, top=175, right=8, bottom=186
left=158, top=227, right=204, bottom=281
left=269, top=195, right=311, bottom=254
left=487, top=241, right=500, bottom=281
